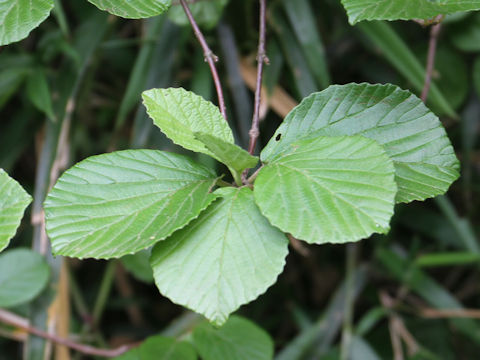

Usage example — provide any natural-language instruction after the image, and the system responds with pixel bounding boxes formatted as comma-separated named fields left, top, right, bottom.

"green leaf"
left=0, top=169, right=32, bottom=253
left=142, top=88, right=234, bottom=159
left=194, top=132, right=258, bottom=183
left=0, top=248, right=50, bottom=307
left=340, top=0, right=480, bottom=24
left=115, top=335, right=196, bottom=360
left=87, top=0, right=171, bottom=19
left=262, top=83, right=460, bottom=203
left=44, top=150, right=218, bottom=259
left=0, top=67, right=31, bottom=109
left=255, top=135, right=396, bottom=245
left=150, top=187, right=289, bottom=326
left=26, top=69, right=56, bottom=121
left=0, top=0, right=54, bottom=45
left=120, top=248, right=154, bottom=283
left=192, top=316, right=274, bottom=360
left=168, top=0, right=228, bottom=29
left=449, top=12, right=480, bottom=52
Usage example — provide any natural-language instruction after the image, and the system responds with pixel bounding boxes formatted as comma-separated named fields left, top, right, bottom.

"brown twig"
left=419, top=308, right=480, bottom=319
left=179, top=0, right=227, bottom=120
left=247, top=0, right=269, bottom=156
left=380, top=291, right=420, bottom=360
left=239, top=58, right=297, bottom=119
left=420, top=15, right=444, bottom=103
left=287, top=234, right=310, bottom=257
left=0, top=309, right=132, bottom=358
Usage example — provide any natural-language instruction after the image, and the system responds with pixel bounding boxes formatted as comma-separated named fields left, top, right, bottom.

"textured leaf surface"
left=0, top=169, right=32, bottom=252
left=44, top=150, right=217, bottom=259
left=255, top=136, right=397, bottom=244
left=87, top=0, right=170, bottom=19
left=262, top=83, right=459, bottom=203
left=115, top=335, right=196, bottom=360
left=0, top=0, right=54, bottom=45
left=0, top=248, right=49, bottom=307
left=340, top=0, right=480, bottom=24
left=150, top=187, right=289, bottom=326
left=192, top=316, right=274, bottom=360
left=194, top=132, right=258, bottom=175
left=142, top=88, right=233, bottom=159
left=168, top=0, right=228, bottom=29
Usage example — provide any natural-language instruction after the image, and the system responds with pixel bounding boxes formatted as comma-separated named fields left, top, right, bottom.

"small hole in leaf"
left=275, top=133, right=282, bottom=141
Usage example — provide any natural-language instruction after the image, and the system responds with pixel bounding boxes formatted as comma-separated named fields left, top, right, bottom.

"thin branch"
left=0, top=309, right=132, bottom=358
left=179, top=0, right=227, bottom=120
left=247, top=0, right=269, bottom=156
left=247, top=165, right=264, bottom=183
left=419, top=308, right=480, bottom=319
left=421, top=15, right=444, bottom=103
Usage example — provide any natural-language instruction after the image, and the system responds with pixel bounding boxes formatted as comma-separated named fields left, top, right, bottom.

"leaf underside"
left=44, top=150, right=217, bottom=259
left=0, top=248, right=50, bottom=307
left=87, top=0, right=171, bottom=19
left=255, top=135, right=397, bottom=245
left=0, top=169, right=32, bottom=253
left=150, top=187, right=289, bottom=326
left=192, top=316, right=274, bottom=360
left=261, top=83, right=460, bottom=203
left=0, top=0, right=54, bottom=45
left=340, top=0, right=480, bottom=24
left=142, top=88, right=234, bottom=160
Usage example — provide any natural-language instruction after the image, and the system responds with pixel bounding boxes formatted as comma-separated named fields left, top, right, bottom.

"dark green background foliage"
left=1, top=0, right=480, bottom=359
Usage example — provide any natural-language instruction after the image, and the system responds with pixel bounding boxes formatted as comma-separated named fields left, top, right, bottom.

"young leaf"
left=44, top=150, right=218, bottom=259
left=255, top=135, right=397, bottom=245
left=0, top=0, right=54, bottom=45
left=0, top=248, right=50, bottom=307
left=192, top=316, right=274, bottom=360
left=340, top=0, right=480, bottom=24
left=194, top=132, right=258, bottom=183
left=87, top=0, right=171, bottom=19
left=142, top=88, right=234, bottom=158
left=115, top=335, right=196, bottom=360
left=0, top=169, right=32, bottom=253
left=168, top=0, right=228, bottom=29
left=150, top=187, right=289, bottom=326
left=262, top=83, right=460, bottom=203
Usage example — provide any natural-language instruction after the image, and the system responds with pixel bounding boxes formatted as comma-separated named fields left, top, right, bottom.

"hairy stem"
left=247, top=0, right=268, bottom=155
left=0, top=309, right=131, bottom=358
left=179, top=0, right=227, bottom=120
left=421, top=16, right=443, bottom=103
